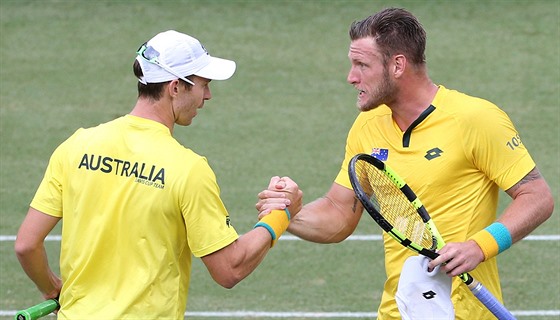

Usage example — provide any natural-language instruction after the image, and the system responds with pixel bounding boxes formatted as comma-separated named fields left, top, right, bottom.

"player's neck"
left=390, top=80, right=438, bottom=131
left=130, top=97, right=175, bottom=134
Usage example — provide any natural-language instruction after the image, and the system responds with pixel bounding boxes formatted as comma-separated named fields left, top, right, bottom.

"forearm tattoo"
left=352, top=197, right=360, bottom=213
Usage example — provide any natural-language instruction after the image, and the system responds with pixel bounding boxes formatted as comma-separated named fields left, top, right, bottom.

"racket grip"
left=15, top=299, right=59, bottom=320
left=468, top=280, right=516, bottom=320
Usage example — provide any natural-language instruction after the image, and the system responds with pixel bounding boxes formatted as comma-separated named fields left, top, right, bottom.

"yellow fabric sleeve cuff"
left=254, top=209, right=291, bottom=247
left=470, top=229, right=499, bottom=261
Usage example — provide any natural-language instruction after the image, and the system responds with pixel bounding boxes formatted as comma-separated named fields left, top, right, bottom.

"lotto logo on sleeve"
left=370, top=148, right=389, bottom=161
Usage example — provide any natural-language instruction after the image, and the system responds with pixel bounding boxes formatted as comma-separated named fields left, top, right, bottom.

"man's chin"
left=357, top=101, right=377, bottom=112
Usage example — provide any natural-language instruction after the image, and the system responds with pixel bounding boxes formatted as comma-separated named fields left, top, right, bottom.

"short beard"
left=358, top=66, right=397, bottom=112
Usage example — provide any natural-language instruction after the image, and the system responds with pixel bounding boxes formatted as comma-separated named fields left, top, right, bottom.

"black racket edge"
left=348, top=153, right=437, bottom=246
left=348, top=153, right=477, bottom=287
left=348, top=153, right=516, bottom=319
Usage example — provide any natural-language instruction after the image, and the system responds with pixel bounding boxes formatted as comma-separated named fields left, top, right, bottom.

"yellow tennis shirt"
left=335, top=86, right=535, bottom=320
left=31, top=115, right=239, bottom=319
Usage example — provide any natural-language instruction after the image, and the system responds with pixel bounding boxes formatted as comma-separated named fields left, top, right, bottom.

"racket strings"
left=356, top=160, right=435, bottom=249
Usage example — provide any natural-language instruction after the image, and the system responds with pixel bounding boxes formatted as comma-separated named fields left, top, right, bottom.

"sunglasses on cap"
left=136, top=43, right=195, bottom=86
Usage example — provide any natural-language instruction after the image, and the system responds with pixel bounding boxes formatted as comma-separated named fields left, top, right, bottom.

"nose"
left=347, top=66, right=358, bottom=85
left=205, top=86, right=212, bottom=101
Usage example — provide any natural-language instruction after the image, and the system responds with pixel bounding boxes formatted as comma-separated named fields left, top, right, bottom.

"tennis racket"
left=348, top=153, right=516, bottom=320
left=14, top=299, right=59, bottom=320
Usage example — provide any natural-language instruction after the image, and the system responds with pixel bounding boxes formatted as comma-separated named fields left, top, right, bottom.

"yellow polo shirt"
left=31, top=115, right=239, bottom=319
left=335, top=86, right=535, bottom=319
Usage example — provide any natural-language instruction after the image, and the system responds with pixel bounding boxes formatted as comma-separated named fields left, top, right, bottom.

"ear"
left=168, top=79, right=181, bottom=96
left=393, top=54, right=406, bottom=78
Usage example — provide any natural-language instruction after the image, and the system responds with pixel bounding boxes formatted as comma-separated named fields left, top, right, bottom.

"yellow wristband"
left=470, top=229, right=499, bottom=261
left=254, top=209, right=291, bottom=247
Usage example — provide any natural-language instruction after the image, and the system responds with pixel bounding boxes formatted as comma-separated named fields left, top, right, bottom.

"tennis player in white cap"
left=15, top=30, right=302, bottom=319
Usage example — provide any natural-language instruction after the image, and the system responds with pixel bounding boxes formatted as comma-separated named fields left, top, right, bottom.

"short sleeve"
left=465, top=105, right=535, bottom=191
left=181, top=157, right=239, bottom=257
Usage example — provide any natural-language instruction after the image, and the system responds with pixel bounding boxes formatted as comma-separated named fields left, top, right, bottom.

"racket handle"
left=15, top=299, right=59, bottom=320
left=467, top=279, right=516, bottom=320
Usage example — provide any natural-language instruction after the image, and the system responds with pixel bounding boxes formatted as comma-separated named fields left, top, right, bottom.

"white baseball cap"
left=136, top=30, right=236, bottom=85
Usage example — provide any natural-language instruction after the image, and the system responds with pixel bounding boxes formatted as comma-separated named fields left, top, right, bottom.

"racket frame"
left=348, top=153, right=516, bottom=320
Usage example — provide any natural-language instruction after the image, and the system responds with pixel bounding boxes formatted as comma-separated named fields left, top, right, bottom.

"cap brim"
left=194, top=56, right=236, bottom=80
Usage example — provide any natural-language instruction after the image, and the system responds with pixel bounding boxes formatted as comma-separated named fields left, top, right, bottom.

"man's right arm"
left=259, top=182, right=362, bottom=243
left=201, top=177, right=303, bottom=289
left=14, top=207, right=62, bottom=300
left=200, top=226, right=274, bottom=289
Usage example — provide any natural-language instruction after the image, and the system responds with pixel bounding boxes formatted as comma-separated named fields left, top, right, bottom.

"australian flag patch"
left=370, top=148, right=389, bottom=161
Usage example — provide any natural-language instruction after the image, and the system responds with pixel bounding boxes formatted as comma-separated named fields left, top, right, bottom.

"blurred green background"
left=1, top=1, right=558, bottom=319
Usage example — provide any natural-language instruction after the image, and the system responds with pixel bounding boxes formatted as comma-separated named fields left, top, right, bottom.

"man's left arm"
left=499, top=167, right=554, bottom=243
left=429, top=167, right=554, bottom=276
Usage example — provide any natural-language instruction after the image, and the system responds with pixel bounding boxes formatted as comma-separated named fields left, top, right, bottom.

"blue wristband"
left=284, top=208, right=291, bottom=220
left=485, top=222, right=512, bottom=254
left=253, top=209, right=291, bottom=244
left=254, top=221, right=277, bottom=240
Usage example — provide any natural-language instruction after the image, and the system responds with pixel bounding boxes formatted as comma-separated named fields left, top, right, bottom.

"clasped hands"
left=256, top=176, right=302, bottom=220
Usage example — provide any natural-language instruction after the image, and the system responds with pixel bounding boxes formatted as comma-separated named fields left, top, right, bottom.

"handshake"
left=254, top=176, right=303, bottom=246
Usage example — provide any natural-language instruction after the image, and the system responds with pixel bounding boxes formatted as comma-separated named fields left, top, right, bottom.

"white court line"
left=280, top=234, right=560, bottom=241
left=1, top=235, right=558, bottom=318
left=1, top=234, right=560, bottom=241
left=184, top=310, right=560, bottom=318
left=0, top=310, right=559, bottom=318
left=186, top=311, right=377, bottom=318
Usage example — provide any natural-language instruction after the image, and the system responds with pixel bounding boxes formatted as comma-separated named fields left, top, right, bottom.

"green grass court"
left=1, top=1, right=558, bottom=319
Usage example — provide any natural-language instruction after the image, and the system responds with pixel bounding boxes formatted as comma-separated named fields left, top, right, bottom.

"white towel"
left=396, top=255, right=455, bottom=320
